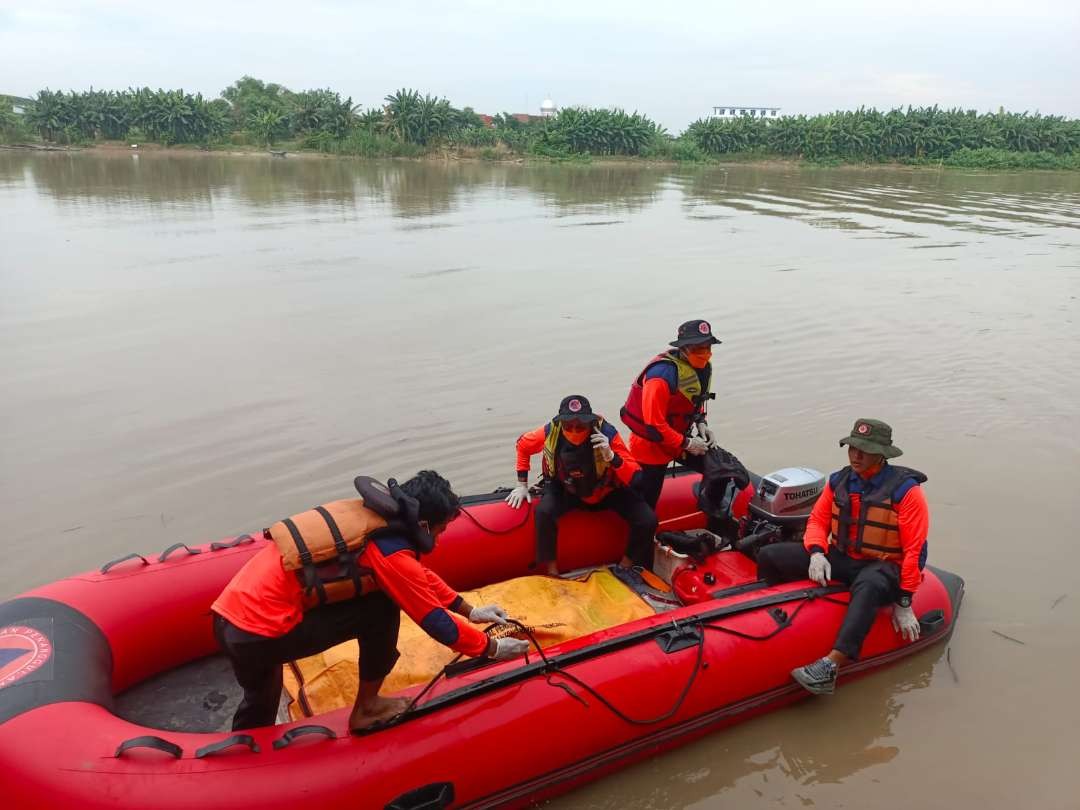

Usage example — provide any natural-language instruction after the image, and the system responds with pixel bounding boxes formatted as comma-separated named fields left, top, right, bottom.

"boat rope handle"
left=516, top=619, right=708, bottom=726
left=100, top=553, right=150, bottom=574
left=114, top=735, right=183, bottom=758
left=379, top=619, right=706, bottom=731
left=272, top=725, right=337, bottom=749
left=194, top=734, right=260, bottom=758
left=210, top=533, right=255, bottom=551
left=158, top=543, right=203, bottom=563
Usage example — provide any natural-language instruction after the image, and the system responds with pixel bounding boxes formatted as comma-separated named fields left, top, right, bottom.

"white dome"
left=540, top=98, right=556, bottom=110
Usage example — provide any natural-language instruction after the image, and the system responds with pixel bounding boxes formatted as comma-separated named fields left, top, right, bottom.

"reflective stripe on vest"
left=269, top=499, right=388, bottom=608
left=542, top=418, right=612, bottom=491
left=620, top=352, right=712, bottom=441
left=830, top=465, right=927, bottom=562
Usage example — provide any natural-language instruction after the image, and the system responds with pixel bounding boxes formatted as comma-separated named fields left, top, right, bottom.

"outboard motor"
left=737, top=467, right=825, bottom=558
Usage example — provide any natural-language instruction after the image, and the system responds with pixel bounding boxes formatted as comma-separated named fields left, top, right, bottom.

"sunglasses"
left=560, top=420, right=592, bottom=431
left=684, top=345, right=713, bottom=355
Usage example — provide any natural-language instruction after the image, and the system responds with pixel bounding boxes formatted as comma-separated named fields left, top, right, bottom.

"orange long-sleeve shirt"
left=803, top=470, right=930, bottom=594
left=212, top=537, right=490, bottom=657
left=515, top=420, right=639, bottom=504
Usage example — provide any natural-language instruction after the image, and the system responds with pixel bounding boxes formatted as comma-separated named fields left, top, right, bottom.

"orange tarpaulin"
left=283, top=570, right=652, bottom=720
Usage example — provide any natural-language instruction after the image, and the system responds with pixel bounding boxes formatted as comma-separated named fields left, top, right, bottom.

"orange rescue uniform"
left=803, top=465, right=930, bottom=594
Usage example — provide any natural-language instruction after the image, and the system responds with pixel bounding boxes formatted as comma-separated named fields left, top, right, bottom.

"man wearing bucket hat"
left=756, top=419, right=930, bottom=695
left=506, top=395, right=657, bottom=575
left=620, top=319, right=722, bottom=510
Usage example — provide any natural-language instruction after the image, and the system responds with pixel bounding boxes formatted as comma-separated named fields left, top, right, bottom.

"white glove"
left=808, top=552, right=831, bottom=586
left=469, top=604, right=510, bottom=625
left=891, top=603, right=921, bottom=642
left=505, top=484, right=531, bottom=509
left=491, top=636, right=530, bottom=660
left=684, top=436, right=708, bottom=456
left=590, top=429, right=615, bottom=462
left=697, top=422, right=718, bottom=449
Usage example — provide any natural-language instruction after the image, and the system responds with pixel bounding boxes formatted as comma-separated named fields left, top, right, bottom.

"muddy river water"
left=1, top=151, right=1078, bottom=808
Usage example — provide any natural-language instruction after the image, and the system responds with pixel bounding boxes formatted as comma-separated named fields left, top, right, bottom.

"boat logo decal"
left=0, top=625, right=53, bottom=690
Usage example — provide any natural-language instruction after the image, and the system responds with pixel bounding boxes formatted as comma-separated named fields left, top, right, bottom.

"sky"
left=2, top=0, right=1078, bottom=132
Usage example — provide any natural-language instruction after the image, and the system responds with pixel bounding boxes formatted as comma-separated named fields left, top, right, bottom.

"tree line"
left=5, top=79, right=1079, bottom=167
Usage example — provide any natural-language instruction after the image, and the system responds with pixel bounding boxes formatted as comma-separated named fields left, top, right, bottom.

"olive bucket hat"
left=838, top=418, right=903, bottom=458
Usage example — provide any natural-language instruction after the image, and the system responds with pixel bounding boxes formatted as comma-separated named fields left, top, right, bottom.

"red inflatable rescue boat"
left=0, top=469, right=962, bottom=809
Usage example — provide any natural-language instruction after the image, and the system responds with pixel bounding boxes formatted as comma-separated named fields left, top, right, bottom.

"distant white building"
left=3, top=95, right=32, bottom=115
left=540, top=98, right=557, bottom=117
left=711, top=106, right=781, bottom=119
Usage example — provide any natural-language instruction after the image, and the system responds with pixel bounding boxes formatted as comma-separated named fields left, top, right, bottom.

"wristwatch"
left=897, top=595, right=912, bottom=608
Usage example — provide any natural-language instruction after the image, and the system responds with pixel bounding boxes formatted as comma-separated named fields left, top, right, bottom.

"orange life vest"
left=830, top=465, right=927, bottom=562
left=268, top=499, right=387, bottom=609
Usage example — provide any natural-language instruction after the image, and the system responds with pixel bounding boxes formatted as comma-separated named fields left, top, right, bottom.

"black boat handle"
left=100, top=553, right=150, bottom=574
left=114, top=735, right=183, bottom=759
left=194, top=734, right=260, bottom=758
left=272, top=725, right=337, bottom=750
left=386, top=782, right=455, bottom=810
left=210, top=534, right=255, bottom=551
left=158, top=542, right=203, bottom=562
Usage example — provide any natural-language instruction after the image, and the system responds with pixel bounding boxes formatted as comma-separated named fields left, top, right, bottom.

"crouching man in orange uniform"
left=212, top=471, right=529, bottom=732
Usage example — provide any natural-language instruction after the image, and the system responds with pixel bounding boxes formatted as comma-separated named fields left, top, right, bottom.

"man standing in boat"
left=756, top=419, right=929, bottom=694
left=212, top=470, right=529, bottom=732
left=620, top=319, right=721, bottom=510
left=506, top=395, right=657, bottom=575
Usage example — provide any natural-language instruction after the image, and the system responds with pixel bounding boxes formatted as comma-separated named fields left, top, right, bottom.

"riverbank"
left=5, top=138, right=1079, bottom=172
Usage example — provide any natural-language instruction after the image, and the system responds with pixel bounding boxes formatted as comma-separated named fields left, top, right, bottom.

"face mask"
left=561, top=425, right=590, bottom=445
left=684, top=347, right=712, bottom=369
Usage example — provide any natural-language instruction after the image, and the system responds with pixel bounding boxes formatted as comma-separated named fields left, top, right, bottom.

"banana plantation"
left=683, top=107, right=1080, bottom=161
left=9, top=78, right=1080, bottom=167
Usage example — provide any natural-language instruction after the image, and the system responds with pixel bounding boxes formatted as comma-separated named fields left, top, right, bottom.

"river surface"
left=2, top=151, right=1079, bottom=808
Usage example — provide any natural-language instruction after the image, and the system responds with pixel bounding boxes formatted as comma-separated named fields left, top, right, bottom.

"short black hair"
left=398, top=470, right=461, bottom=526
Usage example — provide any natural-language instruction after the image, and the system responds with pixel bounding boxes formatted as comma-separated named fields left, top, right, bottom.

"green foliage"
left=247, top=109, right=288, bottom=146
left=532, top=107, right=664, bottom=156
left=684, top=107, right=1080, bottom=163
left=0, top=98, right=32, bottom=142
left=16, top=81, right=1080, bottom=169
left=939, top=148, right=1080, bottom=170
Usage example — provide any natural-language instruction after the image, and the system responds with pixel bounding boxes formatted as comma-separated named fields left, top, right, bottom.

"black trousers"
left=637, top=453, right=706, bottom=511
left=756, top=543, right=901, bottom=660
left=535, top=482, right=658, bottom=569
left=213, top=591, right=401, bottom=730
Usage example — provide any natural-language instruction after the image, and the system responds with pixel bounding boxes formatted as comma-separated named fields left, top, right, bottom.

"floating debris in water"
left=991, top=629, right=1026, bottom=645
left=946, top=647, right=959, bottom=684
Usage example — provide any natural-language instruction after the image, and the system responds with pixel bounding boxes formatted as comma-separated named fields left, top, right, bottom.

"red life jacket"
left=621, top=351, right=712, bottom=442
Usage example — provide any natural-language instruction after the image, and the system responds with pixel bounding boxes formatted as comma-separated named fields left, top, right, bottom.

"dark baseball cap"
left=556, top=394, right=599, bottom=423
left=669, top=319, right=722, bottom=348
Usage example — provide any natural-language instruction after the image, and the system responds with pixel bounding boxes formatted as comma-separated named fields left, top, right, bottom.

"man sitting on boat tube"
left=212, top=470, right=529, bottom=732
left=756, top=419, right=930, bottom=695
left=506, top=395, right=657, bottom=576
left=620, top=319, right=721, bottom=511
